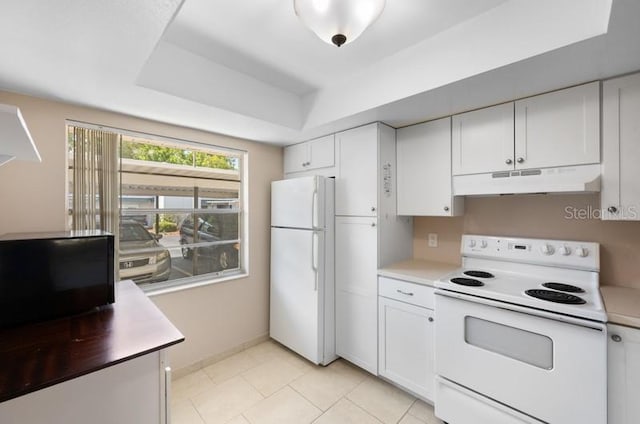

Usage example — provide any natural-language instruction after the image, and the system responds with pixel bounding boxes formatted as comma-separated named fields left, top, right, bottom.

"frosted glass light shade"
left=294, top=0, right=386, bottom=47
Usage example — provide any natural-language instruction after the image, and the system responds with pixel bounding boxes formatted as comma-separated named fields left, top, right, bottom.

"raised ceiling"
left=0, top=0, right=638, bottom=145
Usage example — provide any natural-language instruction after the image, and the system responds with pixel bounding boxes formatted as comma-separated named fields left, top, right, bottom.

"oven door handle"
left=434, top=288, right=606, bottom=332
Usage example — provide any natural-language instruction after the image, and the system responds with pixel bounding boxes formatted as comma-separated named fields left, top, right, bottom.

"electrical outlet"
left=428, top=233, right=438, bottom=248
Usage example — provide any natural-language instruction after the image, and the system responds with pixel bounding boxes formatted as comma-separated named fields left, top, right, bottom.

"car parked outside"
left=179, top=213, right=239, bottom=272
left=119, top=220, right=171, bottom=284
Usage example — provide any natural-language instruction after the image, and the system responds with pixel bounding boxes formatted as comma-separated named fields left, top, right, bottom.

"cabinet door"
left=515, top=82, right=600, bottom=170
left=379, top=296, right=434, bottom=401
left=0, top=352, right=163, bottom=424
left=284, top=142, right=309, bottom=174
left=336, top=124, right=378, bottom=216
left=451, top=103, right=513, bottom=175
left=452, top=103, right=514, bottom=175
left=335, top=216, right=378, bottom=374
left=397, top=117, right=461, bottom=216
left=308, top=134, right=335, bottom=170
left=608, top=324, right=640, bottom=424
left=602, top=73, right=640, bottom=220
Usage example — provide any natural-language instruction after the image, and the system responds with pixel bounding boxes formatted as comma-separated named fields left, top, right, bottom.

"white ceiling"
left=0, top=0, right=638, bottom=146
left=163, top=0, right=509, bottom=95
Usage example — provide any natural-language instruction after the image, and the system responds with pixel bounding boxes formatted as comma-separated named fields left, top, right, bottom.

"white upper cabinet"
left=283, top=142, right=307, bottom=174
left=397, top=117, right=463, bottom=216
left=515, top=81, right=600, bottom=170
left=452, top=102, right=514, bottom=175
left=602, top=73, right=640, bottom=220
left=336, top=124, right=379, bottom=216
left=308, top=135, right=335, bottom=169
left=284, top=134, right=334, bottom=174
left=452, top=82, right=601, bottom=177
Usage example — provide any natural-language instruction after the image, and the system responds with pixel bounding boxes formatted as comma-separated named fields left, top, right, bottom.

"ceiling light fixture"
left=294, top=0, right=386, bottom=47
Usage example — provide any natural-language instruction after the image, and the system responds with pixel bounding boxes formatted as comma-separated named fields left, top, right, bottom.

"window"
left=67, top=123, right=246, bottom=291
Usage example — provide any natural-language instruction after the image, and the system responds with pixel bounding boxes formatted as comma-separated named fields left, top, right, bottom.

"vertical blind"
left=71, top=127, right=119, bottom=236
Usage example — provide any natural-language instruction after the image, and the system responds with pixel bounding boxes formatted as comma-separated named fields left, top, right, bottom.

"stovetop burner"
left=542, top=282, right=585, bottom=293
left=525, top=289, right=586, bottom=305
left=451, top=277, right=484, bottom=287
left=464, top=270, right=495, bottom=279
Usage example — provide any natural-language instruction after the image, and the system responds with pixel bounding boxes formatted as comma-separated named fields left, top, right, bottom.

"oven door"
left=435, top=290, right=607, bottom=424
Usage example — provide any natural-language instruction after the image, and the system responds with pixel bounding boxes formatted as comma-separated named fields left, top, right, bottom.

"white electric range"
left=434, top=235, right=607, bottom=424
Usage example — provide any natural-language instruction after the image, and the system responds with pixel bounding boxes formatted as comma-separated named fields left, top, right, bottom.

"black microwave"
left=0, top=230, right=115, bottom=328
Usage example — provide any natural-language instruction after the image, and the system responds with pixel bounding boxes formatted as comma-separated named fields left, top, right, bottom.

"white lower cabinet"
left=608, top=324, right=640, bottom=424
left=378, top=276, right=435, bottom=401
left=0, top=351, right=170, bottom=424
left=335, top=216, right=379, bottom=374
left=336, top=289, right=379, bottom=374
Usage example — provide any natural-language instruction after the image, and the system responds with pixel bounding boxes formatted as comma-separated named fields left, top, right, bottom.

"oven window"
left=464, top=316, right=553, bottom=370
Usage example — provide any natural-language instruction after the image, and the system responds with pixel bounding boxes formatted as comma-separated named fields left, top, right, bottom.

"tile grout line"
left=396, top=398, right=416, bottom=424
left=286, top=380, right=338, bottom=413
left=286, top=361, right=370, bottom=415
left=187, top=397, right=207, bottom=424
left=340, top=396, right=386, bottom=424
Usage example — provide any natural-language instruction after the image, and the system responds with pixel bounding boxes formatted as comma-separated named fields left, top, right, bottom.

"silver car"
left=119, top=221, right=171, bottom=283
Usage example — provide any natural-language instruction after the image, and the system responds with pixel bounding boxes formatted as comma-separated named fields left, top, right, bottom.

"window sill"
left=132, top=271, right=249, bottom=297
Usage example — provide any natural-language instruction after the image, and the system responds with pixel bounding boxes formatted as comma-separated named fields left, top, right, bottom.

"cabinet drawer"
left=378, top=276, right=434, bottom=309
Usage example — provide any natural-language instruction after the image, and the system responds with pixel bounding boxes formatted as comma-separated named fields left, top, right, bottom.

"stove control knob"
left=575, top=247, right=589, bottom=258
left=558, top=246, right=572, bottom=256
left=540, top=244, right=555, bottom=255
left=480, top=240, right=488, bottom=248
left=468, top=239, right=476, bottom=248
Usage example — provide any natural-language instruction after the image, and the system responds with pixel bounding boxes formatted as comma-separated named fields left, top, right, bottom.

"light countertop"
left=378, top=259, right=459, bottom=287
left=601, top=285, right=640, bottom=329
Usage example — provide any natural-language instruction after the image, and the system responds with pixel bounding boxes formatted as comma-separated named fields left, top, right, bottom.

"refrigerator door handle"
left=311, top=231, right=318, bottom=291
left=311, top=188, right=318, bottom=229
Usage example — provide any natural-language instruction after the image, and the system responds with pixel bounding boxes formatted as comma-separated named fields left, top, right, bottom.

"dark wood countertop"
left=0, top=280, right=184, bottom=402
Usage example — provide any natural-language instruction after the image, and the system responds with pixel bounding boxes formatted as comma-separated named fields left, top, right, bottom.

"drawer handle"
left=396, top=289, right=414, bottom=296
left=428, top=317, right=434, bottom=322
left=611, top=334, right=622, bottom=343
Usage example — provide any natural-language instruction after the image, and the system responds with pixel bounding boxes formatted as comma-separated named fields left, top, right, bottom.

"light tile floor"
left=172, top=340, right=444, bottom=424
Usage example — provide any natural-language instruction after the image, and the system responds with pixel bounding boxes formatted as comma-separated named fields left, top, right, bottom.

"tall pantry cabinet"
left=334, top=123, right=413, bottom=374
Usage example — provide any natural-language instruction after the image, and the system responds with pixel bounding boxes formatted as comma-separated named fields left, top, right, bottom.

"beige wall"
left=414, top=194, right=640, bottom=288
left=0, top=90, right=283, bottom=371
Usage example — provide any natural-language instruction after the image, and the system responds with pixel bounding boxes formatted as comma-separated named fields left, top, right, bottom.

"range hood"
left=0, top=104, right=41, bottom=167
left=453, top=164, right=601, bottom=196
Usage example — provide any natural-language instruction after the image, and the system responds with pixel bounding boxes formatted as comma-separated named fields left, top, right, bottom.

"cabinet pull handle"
left=428, top=317, right=434, bottom=322
left=611, top=334, right=622, bottom=342
left=608, top=206, right=618, bottom=213
left=164, top=366, right=172, bottom=424
left=443, top=206, right=450, bottom=212
left=517, top=157, right=525, bottom=164
left=311, top=232, right=318, bottom=291
left=396, top=289, right=414, bottom=296
left=371, top=222, right=376, bottom=227
left=505, top=158, right=513, bottom=165
left=371, top=206, right=376, bottom=212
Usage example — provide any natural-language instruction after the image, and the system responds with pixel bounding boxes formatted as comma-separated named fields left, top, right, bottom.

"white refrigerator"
left=270, top=176, right=337, bottom=365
